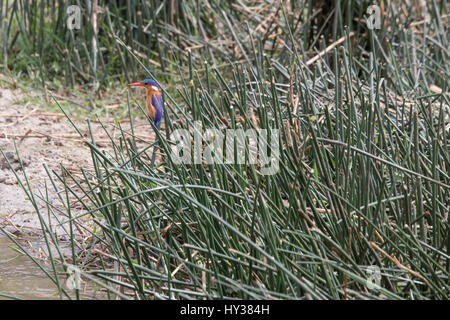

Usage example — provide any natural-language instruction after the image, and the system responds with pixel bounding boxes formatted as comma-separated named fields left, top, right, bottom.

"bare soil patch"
left=0, top=85, right=156, bottom=247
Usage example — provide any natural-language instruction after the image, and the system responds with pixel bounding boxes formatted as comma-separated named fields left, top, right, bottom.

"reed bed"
left=0, top=1, right=449, bottom=299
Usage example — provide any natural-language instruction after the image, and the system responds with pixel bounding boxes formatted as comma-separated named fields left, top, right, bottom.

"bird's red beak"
left=128, top=82, right=145, bottom=87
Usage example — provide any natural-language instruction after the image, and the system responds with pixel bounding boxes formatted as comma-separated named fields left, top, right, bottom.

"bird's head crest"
left=128, top=79, right=159, bottom=91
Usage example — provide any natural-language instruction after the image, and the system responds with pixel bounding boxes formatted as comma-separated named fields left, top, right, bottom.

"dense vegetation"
left=1, top=0, right=449, bottom=299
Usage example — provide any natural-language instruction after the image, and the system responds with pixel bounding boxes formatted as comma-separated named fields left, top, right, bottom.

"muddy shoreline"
left=0, top=84, right=155, bottom=299
left=0, top=85, right=155, bottom=235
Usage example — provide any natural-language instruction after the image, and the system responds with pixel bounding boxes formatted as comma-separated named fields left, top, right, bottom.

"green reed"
left=0, top=0, right=449, bottom=300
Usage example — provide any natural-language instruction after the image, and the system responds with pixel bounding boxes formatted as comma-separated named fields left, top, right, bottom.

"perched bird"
left=128, top=79, right=163, bottom=127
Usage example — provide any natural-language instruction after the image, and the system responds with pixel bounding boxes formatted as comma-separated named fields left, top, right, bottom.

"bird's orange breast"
left=146, top=90, right=157, bottom=121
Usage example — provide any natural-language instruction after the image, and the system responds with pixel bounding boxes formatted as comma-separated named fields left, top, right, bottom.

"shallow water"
left=0, top=236, right=58, bottom=300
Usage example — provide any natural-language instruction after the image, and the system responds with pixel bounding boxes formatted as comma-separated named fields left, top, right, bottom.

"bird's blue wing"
left=151, top=93, right=164, bottom=126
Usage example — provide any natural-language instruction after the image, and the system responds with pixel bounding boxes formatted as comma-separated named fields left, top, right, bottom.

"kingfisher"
left=128, top=79, right=163, bottom=127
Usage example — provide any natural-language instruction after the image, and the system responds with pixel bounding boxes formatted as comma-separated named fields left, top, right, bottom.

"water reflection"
left=0, top=236, right=58, bottom=299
